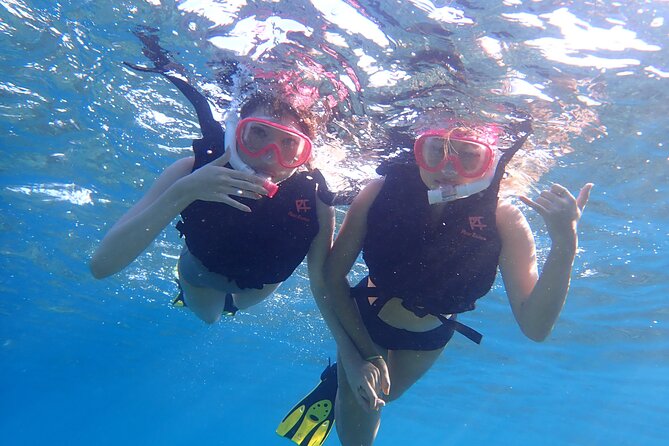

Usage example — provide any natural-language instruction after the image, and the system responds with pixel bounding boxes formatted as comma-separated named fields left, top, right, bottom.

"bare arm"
left=307, top=198, right=362, bottom=363
left=324, top=179, right=391, bottom=408
left=308, top=197, right=375, bottom=375
left=498, top=183, right=593, bottom=341
left=324, top=180, right=384, bottom=358
left=90, top=152, right=268, bottom=278
left=90, top=157, right=194, bottom=278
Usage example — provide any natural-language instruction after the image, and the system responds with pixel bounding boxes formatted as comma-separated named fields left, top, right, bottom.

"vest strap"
left=350, top=283, right=482, bottom=344
left=310, top=169, right=336, bottom=206
left=436, top=314, right=482, bottom=344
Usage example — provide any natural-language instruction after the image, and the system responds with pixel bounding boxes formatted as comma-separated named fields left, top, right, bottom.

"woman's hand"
left=178, top=151, right=269, bottom=212
left=519, top=183, right=593, bottom=247
left=342, top=356, right=390, bottom=412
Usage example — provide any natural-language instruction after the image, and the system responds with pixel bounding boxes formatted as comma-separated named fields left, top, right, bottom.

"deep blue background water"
left=2, top=1, right=668, bottom=445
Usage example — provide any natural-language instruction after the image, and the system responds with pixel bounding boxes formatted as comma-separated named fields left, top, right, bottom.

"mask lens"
left=241, top=122, right=274, bottom=153
left=419, top=136, right=448, bottom=170
left=448, top=139, right=490, bottom=176
left=276, top=133, right=304, bottom=165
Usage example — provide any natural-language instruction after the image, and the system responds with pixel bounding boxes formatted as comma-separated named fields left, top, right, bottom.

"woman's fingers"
left=225, top=188, right=262, bottom=200
left=539, top=190, right=565, bottom=206
left=224, top=167, right=271, bottom=186
left=518, top=195, right=548, bottom=216
left=520, top=183, right=593, bottom=242
left=204, top=155, right=269, bottom=191
left=576, top=183, right=594, bottom=211
left=382, top=376, right=390, bottom=396
left=222, top=176, right=268, bottom=196
left=358, top=382, right=385, bottom=412
left=518, top=195, right=545, bottom=214
left=354, top=382, right=373, bottom=412
left=368, top=357, right=391, bottom=396
left=535, top=195, right=554, bottom=211
left=209, top=151, right=231, bottom=166
left=550, top=183, right=574, bottom=201
left=218, top=196, right=252, bottom=213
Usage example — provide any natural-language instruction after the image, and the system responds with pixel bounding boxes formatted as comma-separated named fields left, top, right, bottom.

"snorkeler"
left=89, top=61, right=336, bottom=324
left=318, top=120, right=593, bottom=445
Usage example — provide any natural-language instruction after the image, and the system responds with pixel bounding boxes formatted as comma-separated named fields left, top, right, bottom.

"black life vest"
left=176, top=147, right=324, bottom=289
left=363, top=162, right=503, bottom=315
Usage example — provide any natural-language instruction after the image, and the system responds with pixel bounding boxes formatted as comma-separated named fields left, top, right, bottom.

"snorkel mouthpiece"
left=262, top=177, right=279, bottom=198
left=427, top=149, right=501, bottom=204
left=427, top=180, right=491, bottom=205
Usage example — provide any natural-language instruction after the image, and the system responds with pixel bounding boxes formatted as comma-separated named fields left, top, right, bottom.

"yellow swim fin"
left=276, top=362, right=338, bottom=446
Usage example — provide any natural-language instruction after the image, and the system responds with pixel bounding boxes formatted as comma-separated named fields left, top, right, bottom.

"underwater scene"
left=1, top=0, right=668, bottom=445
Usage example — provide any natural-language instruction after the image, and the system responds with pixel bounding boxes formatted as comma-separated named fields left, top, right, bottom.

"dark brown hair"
left=239, top=91, right=317, bottom=139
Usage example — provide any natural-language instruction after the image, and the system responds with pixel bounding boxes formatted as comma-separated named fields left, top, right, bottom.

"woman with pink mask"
left=324, top=120, right=593, bottom=445
left=90, top=68, right=335, bottom=325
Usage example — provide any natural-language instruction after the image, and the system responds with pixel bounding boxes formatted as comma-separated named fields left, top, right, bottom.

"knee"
left=195, top=310, right=221, bottom=325
left=336, top=419, right=377, bottom=446
left=335, top=390, right=379, bottom=446
left=201, top=316, right=220, bottom=325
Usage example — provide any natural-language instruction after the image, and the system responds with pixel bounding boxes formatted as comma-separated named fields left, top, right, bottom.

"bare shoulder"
left=336, top=177, right=385, bottom=238
left=350, top=177, right=385, bottom=212
left=496, top=198, right=533, bottom=245
left=496, top=199, right=523, bottom=223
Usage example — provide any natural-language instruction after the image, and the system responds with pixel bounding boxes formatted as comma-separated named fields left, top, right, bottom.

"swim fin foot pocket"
left=277, top=362, right=338, bottom=446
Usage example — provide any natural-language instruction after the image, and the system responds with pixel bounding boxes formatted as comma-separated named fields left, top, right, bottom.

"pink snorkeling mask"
left=413, top=123, right=501, bottom=178
left=235, top=118, right=312, bottom=169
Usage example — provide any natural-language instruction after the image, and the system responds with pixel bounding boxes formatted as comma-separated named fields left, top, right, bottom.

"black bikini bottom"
left=351, top=278, right=456, bottom=351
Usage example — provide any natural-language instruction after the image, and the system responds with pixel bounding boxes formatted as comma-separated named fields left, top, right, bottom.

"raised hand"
left=519, top=183, right=593, bottom=245
left=180, top=151, right=269, bottom=212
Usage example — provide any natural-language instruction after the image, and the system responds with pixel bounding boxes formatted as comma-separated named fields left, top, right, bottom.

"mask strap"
left=124, top=62, right=226, bottom=151
left=488, top=120, right=533, bottom=195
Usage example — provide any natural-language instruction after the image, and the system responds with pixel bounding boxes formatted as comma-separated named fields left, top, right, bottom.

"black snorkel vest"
left=358, top=123, right=532, bottom=343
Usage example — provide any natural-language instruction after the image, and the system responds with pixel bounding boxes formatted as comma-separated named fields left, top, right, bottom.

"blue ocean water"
left=1, top=1, right=668, bottom=445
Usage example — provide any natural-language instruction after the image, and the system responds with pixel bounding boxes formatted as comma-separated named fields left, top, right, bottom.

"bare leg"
left=177, top=249, right=279, bottom=323
left=335, top=358, right=382, bottom=446
left=178, top=275, right=279, bottom=323
left=177, top=277, right=228, bottom=324
left=335, top=347, right=445, bottom=445
left=385, top=347, right=444, bottom=402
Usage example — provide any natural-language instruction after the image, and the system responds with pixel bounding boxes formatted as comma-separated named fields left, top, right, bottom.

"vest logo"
left=462, top=216, right=487, bottom=241
left=295, top=199, right=311, bottom=213
left=288, top=199, right=311, bottom=223
left=469, top=216, right=487, bottom=231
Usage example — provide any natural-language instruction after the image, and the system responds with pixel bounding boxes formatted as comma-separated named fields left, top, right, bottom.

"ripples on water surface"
left=1, top=1, right=668, bottom=445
